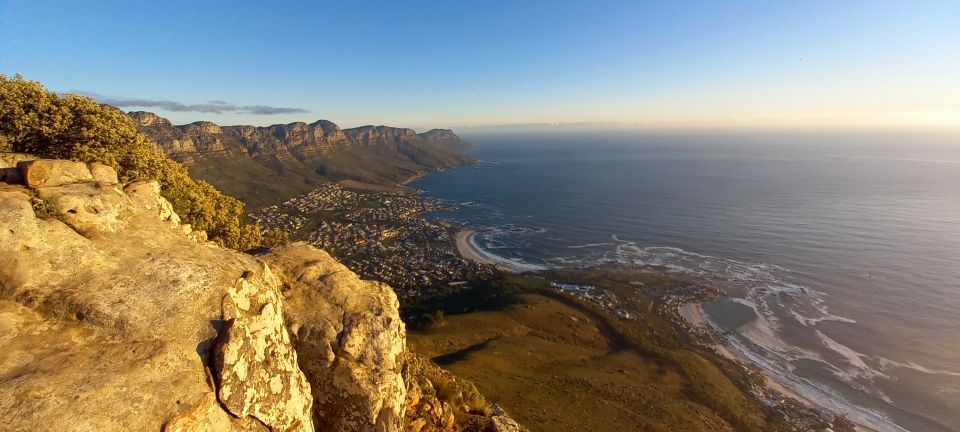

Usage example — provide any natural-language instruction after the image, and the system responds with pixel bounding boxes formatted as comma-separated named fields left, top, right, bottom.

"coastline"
left=451, top=222, right=879, bottom=431
left=678, top=302, right=878, bottom=432
left=454, top=229, right=540, bottom=273
left=454, top=229, right=500, bottom=267
left=678, top=303, right=814, bottom=404
left=446, top=224, right=873, bottom=431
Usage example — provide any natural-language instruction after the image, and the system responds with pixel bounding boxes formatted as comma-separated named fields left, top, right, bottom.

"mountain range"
left=129, top=111, right=474, bottom=208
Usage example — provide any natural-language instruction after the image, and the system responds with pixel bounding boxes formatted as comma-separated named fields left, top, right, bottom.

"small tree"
left=0, top=73, right=263, bottom=250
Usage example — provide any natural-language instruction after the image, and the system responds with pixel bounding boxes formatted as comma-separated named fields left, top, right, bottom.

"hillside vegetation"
left=407, top=270, right=785, bottom=432
left=130, top=111, right=475, bottom=209
left=0, top=74, right=263, bottom=249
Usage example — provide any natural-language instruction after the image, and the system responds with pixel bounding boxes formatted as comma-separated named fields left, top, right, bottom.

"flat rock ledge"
left=0, top=156, right=407, bottom=432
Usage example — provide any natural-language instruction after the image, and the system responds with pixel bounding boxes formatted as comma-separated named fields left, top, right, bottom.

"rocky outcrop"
left=0, top=155, right=519, bottom=432
left=128, top=110, right=173, bottom=127
left=402, top=353, right=523, bottom=432
left=486, top=406, right=523, bottom=432
left=260, top=244, right=407, bottom=432
left=0, top=156, right=404, bottom=431
left=0, top=152, right=36, bottom=183
left=0, top=156, right=314, bottom=431
left=417, top=129, right=472, bottom=152
left=127, top=111, right=472, bottom=168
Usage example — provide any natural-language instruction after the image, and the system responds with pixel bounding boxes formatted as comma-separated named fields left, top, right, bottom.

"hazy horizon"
left=1, top=0, right=957, bottom=131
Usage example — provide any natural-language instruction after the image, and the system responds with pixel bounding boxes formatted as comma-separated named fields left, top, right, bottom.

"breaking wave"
left=468, top=229, right=940, bottom=432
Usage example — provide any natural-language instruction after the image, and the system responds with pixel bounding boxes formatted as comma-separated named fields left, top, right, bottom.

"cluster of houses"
left=249, top=183, right=495, bottom=297
left=550, top=282, right=635, bottom=320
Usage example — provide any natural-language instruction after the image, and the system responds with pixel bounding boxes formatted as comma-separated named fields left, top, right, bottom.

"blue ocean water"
left=411, top=130, right=960, bottom=432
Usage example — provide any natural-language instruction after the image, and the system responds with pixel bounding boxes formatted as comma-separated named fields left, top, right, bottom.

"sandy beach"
left=455, top=229, right=536, bottom=273
left=455, top=229, right=499, bottom=265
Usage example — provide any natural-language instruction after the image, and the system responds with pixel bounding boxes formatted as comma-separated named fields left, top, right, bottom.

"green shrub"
left=26, top=189, right=57, bottom=219
left=0, top=74, right=262, bottom=250
left=405, top=352, right=489, bottom=415
left=262, top=228, right=290, bottom=248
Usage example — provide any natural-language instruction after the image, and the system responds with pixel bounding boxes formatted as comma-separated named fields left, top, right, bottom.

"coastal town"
left=249, top=183, right=495, bottom=298
left=550, top=282, right=637, bottom=320
left=249, top=183, right=860, bottom=432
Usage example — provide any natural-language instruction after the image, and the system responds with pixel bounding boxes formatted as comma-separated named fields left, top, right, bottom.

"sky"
left=1, top=0, right=958, bottom=131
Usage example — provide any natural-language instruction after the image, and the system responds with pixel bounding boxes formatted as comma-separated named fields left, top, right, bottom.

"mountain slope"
left=129, top=111, right=474, bottom=208
left=0, top=156, right=522, bottom=432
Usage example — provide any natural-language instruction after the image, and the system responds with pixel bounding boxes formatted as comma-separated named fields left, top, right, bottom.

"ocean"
left=410, top=130, right=960, bottom=432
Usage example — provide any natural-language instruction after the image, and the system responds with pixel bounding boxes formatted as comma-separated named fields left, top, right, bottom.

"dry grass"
left=408, top=291, right=753, bottom=432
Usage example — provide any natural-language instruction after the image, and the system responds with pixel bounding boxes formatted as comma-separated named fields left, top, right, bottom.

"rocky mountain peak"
left=309, top=119, right=341, bottom=133
left=128, top=110, right=173, bottom=127
left=181, top=121, right=223, bottom=135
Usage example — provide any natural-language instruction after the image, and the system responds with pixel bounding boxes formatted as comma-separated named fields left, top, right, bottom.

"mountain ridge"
left=128, top=111, right=472, bottom=165
left=128, top=111, right=475, bottom=209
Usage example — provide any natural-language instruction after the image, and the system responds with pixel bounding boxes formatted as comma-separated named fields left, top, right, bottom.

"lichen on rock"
left=214, top=267, right=314, bottom=432
left=260, top=243, right=408, bottom=432
left=0, top=156, right=311, bottom=431
left=0, top=155, right=513, bottom=432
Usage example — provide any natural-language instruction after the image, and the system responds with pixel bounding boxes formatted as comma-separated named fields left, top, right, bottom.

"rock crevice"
left=0, top=156, right=405, bottom=432
left=0, top=155, right=521, bottom=432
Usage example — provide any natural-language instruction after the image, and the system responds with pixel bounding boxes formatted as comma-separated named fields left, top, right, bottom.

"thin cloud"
left=73, top=91, right=308, bottom=115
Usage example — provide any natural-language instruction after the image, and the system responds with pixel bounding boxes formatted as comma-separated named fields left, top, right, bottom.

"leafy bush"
left=26, top=189, right=57, bottom=219
left=261, top=228, right=290, bottom=247
left=0, top=74, right=262, bottom=250
left=405, top=352, right=489, bottom=415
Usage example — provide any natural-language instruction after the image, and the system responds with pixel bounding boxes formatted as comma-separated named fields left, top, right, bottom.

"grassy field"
left=188, top=142, right=472, bottom=210
left=406, top=271, right=775, bottom=432
left=188, top=157, right=329, bottom=210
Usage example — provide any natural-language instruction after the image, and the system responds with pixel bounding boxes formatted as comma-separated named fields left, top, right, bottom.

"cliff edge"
left=0, top=155, right=406, bottom=431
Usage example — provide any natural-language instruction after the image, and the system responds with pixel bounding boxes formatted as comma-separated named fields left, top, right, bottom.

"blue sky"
left=1, top=0, right=958, bottom=130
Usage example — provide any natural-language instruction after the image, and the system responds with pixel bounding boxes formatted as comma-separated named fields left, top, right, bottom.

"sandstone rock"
left=260, top=243, right=407, bottom=432
left=18, top=159, right=93, bottom=187
left=484, top=404, right=522, bottom=432
left=162, top=393, right=234, bottom=432
left=0, top=152, right=36, bottom=169
left=0, top=153, right=33, bottom=184
left=35, top=181, right=132, bottom=236
left=406, top=379, right=422, bottom=407
left=0, top=160, right=314, bottom=431
left=88, top=161, right=119, bottom=183
left=124, top=179, right=182, bottom=225
left=215, top=268, right=313, bottom=432
left=129, top=110, right=173, bottom=127
left=408, top=418, right=427, bottom=432
left=441, top=402, right=456, bottom=429
left=0, top=158, right=426, bottom=432
left=419, top=129, right=472, bottom=151
left=184, top=121, right=223, bottom=135
left=487, top=415, right=523, bottom=432
left=128, top=111, right=472, bottom=171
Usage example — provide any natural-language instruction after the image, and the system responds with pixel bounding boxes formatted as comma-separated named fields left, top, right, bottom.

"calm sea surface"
left=411, top=130, right=960, bottom=432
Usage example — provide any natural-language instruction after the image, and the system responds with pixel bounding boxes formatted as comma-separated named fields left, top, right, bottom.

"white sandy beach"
left=454, top=229, right=538, bottom=273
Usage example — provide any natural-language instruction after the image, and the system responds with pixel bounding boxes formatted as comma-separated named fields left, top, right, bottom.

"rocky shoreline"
left=442, top=224, right=861, bottom=431
left=678, top=302, right=875, bottom=432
